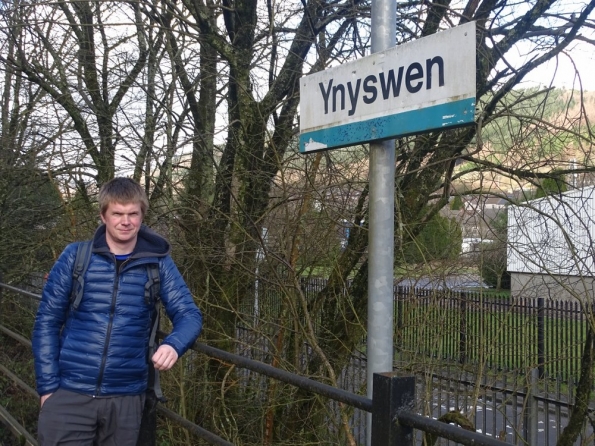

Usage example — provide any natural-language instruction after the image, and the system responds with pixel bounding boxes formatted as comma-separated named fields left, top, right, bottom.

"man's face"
left=100, top=201, right=143, bottom=251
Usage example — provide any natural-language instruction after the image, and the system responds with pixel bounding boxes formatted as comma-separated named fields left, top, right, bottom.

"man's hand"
left=152, top=344, right=179, bottom=371
left=40, top=393, right=53, bottom=407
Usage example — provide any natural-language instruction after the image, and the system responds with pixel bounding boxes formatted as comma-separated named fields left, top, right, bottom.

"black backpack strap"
left=148, top=305, right=166, bottom=403
left=144, top=262, right=160, bottom=306
left=148, top=298, right=161, bottom=359
left=70, top=240, right=93, bottom=311
left=146, top=262, right=166, bottom=403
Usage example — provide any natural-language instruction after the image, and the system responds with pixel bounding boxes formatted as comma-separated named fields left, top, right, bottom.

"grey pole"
left=367, top=0, right=396, bottom=444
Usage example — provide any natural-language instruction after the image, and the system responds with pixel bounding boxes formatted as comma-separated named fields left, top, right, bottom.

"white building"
left=507, top=186, right=595, bottom=300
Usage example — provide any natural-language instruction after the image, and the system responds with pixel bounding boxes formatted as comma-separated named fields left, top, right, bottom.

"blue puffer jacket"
left=32, top=225, right=203, bottom=397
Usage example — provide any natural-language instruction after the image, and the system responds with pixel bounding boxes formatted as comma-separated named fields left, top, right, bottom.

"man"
left=32, top=177, right=203, bottom=445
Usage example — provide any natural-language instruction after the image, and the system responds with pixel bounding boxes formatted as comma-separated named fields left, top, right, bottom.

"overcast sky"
left=522, top=43, right=595, bottom=91
left=507, top=16, right=595, bottom=92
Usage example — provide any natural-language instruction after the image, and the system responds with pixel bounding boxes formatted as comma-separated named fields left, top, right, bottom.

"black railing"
left=252, top=278, right=590, bottom=380
left=395, top=286, right=589, bottom=380
left=0, top=281, right=509, bottom=446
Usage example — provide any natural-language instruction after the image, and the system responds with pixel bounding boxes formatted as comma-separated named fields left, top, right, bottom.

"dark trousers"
left=37, top=388, right=145, bottom=446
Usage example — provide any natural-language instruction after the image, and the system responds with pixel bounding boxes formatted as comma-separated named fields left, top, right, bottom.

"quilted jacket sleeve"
left=158, top=256, right=203, bottom=356
left=32, top=243, right=77, bottom=396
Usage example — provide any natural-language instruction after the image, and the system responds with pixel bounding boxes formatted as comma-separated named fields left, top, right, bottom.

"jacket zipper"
left=95, top=258, right=129, bottom=396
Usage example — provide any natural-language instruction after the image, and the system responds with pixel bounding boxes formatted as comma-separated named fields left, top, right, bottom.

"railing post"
left=459, top=292, right=467, bottom=364
left=371, top=372, right=415, bottom=446
left=537, top=297, right=545, bottom=378
left=523, top=367, right=538, bottom=445
left=395, top=286, right=404, bottom=352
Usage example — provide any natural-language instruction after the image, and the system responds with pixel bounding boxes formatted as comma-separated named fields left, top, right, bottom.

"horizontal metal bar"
left=397, top=411, right=510, bottom=446
left=0, top=283, right=41, bottom=301
left=158, top=405, right=234, bottom=446
left=186, top=336, right=373, bottom=412
left=0, top=364, right=38, bottom=399
left=0, top=403, right=38, bottom=446
left=0, top=324, right=32, bottom=348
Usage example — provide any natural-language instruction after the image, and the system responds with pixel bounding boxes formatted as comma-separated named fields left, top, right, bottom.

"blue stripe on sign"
left=299, top=97, right=475, bottom=153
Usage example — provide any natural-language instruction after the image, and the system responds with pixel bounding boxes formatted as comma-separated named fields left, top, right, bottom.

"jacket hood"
left=92, top=224, right=171, bottom=258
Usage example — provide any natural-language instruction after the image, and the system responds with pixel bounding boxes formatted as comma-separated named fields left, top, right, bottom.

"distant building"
left=442, top=193, right=511, bottom=242
left=507, top=186, right=595, bottom=300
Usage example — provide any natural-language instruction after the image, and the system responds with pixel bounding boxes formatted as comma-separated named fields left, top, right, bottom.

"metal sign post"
left=366, top=1, right=396, bottom=444
left=298, top=8, right=476, bottom=444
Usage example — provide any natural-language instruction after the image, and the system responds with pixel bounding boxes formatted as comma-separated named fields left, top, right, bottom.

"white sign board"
left=299, top=22, right=476, bottom=153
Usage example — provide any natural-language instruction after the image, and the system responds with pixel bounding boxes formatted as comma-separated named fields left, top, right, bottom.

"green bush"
left=402, top=213, right=462, bottom=264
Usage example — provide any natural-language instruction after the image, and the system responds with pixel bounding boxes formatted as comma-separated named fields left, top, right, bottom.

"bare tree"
left=2, top=0, right=595, bottom=443
left=0, top=0, right=151, bottom=185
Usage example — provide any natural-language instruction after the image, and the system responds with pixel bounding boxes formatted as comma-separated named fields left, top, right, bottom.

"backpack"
left=70, top=240, right=165, bottom=402
left=70, top=240, right=161, bottom=309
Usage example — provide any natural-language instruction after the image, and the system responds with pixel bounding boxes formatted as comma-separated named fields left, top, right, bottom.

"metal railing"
left=295, top=279, right=590, bottom=380
left=395, top=286, right=589, bottom=380
left=0, top=281, right=509, bottom=446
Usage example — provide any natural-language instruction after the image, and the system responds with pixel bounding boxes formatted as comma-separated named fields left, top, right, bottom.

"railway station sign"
left=299, top=22, right=476, bottom=153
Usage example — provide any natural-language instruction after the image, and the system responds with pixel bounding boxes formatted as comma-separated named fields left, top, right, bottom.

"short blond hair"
left=98, top=177, right=149, bottom=217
